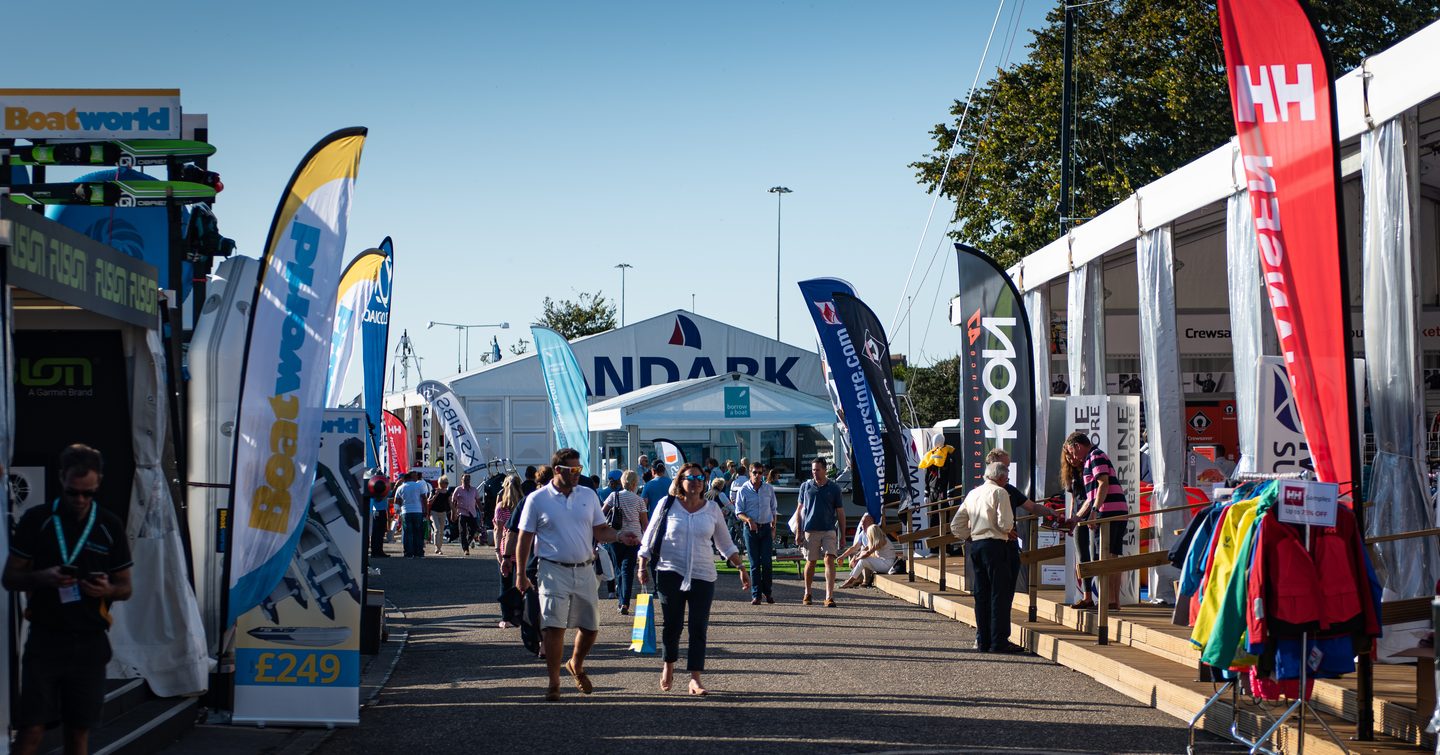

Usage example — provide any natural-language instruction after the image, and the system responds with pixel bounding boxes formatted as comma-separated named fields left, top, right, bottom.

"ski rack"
left=1184, top=471, right=1351, bottom=755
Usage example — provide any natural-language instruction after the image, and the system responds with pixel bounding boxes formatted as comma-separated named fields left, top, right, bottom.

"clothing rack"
left=1185, top=470, right=1350, bottom=754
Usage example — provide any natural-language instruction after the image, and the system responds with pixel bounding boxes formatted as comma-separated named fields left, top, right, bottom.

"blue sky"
left=12, top=1, right=1051, bottom=380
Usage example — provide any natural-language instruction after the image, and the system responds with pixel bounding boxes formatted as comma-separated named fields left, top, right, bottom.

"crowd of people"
left=380, top=432, right=1134, bottom=699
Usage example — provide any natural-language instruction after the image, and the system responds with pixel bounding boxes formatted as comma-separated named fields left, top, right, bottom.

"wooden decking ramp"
left=873, top=557, right=1431, bottom=754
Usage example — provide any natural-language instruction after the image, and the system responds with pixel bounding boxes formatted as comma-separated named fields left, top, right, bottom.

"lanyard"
left=51, top=499, right=97, bottom=566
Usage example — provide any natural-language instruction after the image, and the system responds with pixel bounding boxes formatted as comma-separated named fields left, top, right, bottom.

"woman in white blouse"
left=639, top=462, right=749, bottom=696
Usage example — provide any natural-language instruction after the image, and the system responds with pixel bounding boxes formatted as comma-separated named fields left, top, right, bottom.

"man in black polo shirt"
left=4, top=444, right=133, bottom=755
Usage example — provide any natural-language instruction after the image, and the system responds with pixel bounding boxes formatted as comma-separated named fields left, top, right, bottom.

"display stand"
left=1184, top=471, right=1350, bottom=755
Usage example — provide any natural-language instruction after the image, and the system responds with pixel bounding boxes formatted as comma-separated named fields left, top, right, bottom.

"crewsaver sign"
left=0, top=89, right=181, bottom=139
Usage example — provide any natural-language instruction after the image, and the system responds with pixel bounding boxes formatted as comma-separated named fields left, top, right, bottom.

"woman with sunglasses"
left=638, top=462, right=748, bottom=696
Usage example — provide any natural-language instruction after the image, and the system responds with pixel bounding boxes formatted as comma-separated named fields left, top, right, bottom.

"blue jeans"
left=742, top=523, right=773, bottom=599
left=403, top=513, right=426, bottom=557
left=611, top=541, right=639, bottom=608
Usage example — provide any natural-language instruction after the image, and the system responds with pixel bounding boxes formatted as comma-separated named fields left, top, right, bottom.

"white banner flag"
left=227, top=128, right=366, bottom=626
left=416, top=379, right=484, bottom=474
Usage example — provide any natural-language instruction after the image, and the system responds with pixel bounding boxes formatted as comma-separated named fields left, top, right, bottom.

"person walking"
left=839, top=512, right=896, bottom=588
left=394, top=471, right=430, bottom=558
left=521, top=465, right=539, bottom=497
left=950, top=462, right=1019, bottom=653
left=428, top=476, right=454, bottom=554
left=638, top=462, right=748, bottom=696
left=5, top=445, right=133, bottom=755
left=1061, top=431, right=1129, bottom=611
left=602, top=470, right=648, bottom=615
left=515, top=449, right=617, bottom=701
left=452, top=473, right=482, bottom=555
left=796, top=457, right=846, bottom=607
left=640, top=460, right=672, bottom=516
left=494, top=474, right=524, bottom=628
left=368, top=471, right=390, bottom=559
left=733, top=462, right=778, bottom=605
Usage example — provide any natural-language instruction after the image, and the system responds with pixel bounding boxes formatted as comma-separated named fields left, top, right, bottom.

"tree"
left=905, top=356, right=961, bottom=428
left=533, top=291, right=617, bottom=341
left=913, top=0, right=1440, bottom=269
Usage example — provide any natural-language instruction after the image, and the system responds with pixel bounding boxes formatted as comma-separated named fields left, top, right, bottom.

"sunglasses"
left=555, top=465, right=583, bottom=474
left=64, top=487, right=99, bottom=499
left=682, top=474, right=707, bottom=482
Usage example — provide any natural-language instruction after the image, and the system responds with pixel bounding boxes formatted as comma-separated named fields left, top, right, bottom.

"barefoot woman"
left=638, top=462, right=748, bottom=696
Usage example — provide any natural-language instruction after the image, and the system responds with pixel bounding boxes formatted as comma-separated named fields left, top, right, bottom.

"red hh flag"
left=1218, top=0, right=1355, bottom=490
left=384, top=409, right=410, bottom=476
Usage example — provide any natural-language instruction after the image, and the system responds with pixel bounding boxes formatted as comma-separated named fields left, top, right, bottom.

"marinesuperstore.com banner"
left=234, top=409, right=366, bottom=726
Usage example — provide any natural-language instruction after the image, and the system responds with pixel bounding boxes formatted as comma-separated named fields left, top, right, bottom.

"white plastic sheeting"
left=1361, top=113, right=1439, bottom=599
left=1025, top=288, right=1051, bottom=499
left=107, top=328, right=209, bottom=697
left=1225, top=193, right=1265, bottom=477
left=1137, top=227, right=1186, bottom=604
left=1066, top=262, right=1106, bottom=396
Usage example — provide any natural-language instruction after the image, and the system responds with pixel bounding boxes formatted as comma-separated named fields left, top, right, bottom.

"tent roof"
left=588, top=371, right=835, bottom=431
left=1007, top=18, right=1440, bottom=293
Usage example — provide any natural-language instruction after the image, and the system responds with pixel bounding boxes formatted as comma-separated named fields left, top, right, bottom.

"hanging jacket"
left=1199, top=487, right=1274, bottom=668
left=1169, top=503, right=1214, bottom=571
left=1177, top=503, right=1223, bottom=598
left=1245, top=504, right=1380, bottom=648
left=1189, top=497, right=1260, bottom=648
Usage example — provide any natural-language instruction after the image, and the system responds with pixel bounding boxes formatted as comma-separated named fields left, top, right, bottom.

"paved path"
left=314, top=540, right=1218, bottom=755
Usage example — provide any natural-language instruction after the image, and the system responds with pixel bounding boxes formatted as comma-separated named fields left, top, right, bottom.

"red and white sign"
left=1219, top=0, right=1354, bottom=489
left=383, top=410, right=410, bottom=476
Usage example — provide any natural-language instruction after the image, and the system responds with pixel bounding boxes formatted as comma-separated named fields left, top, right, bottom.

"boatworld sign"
left=0, top=88, right=181, bottom=139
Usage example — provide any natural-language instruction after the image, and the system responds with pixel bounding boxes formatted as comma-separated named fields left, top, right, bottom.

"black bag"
left=646, top=496, right=678, bottom=562
left=605, top=497, right=626, bottom=532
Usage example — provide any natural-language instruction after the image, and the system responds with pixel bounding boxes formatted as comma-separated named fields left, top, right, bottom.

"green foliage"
left=913, top=0, right=1439, bottom=268
left=534, top=291, right=618, bottom=341
left=905, top=356, right=961, bottom=428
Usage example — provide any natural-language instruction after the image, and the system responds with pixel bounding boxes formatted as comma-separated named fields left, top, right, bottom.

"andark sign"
left=2, top=205, right=160, bottom=328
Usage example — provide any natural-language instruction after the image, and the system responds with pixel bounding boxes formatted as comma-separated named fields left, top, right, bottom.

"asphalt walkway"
left=304, top=539, right=1217, bottom=755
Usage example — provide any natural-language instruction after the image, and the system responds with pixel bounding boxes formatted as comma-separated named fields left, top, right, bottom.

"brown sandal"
left=1070, top=598, right=1096, bottom=609
left=564, top=660, right=593, bottom=694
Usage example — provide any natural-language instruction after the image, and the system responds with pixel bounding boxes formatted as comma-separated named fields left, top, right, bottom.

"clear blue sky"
left=12, top=0, right=1051, bottom=383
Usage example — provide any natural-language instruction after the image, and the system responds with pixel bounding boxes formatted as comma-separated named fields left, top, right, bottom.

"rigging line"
left=895, top=0, right=1029, bottom=346
left=917, top=246, right=955, bottom=362
left=915, top=2, right=1032, bottom=364
left=888, top=0, right=1008, bottom=336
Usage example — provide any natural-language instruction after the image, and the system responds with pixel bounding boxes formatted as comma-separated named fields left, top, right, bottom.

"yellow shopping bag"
left=629, top=593, right=657, bottom=654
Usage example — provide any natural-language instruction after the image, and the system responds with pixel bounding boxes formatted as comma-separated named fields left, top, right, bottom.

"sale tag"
left=1276, top=481, right=1338, bottom=527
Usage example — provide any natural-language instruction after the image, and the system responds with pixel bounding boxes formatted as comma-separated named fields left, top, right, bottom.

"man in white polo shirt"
left=516, top=448, right=617, bottom=701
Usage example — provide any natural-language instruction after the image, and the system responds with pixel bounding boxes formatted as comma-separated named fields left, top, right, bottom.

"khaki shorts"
left=537, top=559, right=600, bottom=631
left=801, top=530, right=838, bottom=561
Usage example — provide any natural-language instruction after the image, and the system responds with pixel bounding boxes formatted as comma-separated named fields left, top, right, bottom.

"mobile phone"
left=86, top=572, right=106, bottom=581
left=58, top=565, right=80, bottom=578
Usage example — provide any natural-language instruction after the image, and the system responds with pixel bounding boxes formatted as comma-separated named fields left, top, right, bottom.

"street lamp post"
left=768, top=186, right=791, bottom=341
left=427, top=320, right=510, bottom=372
left=614, top=263, right=633, bottom=327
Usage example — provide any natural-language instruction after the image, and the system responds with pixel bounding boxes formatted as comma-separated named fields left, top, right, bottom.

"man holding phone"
left=4, top=444, right=133, bottom=755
